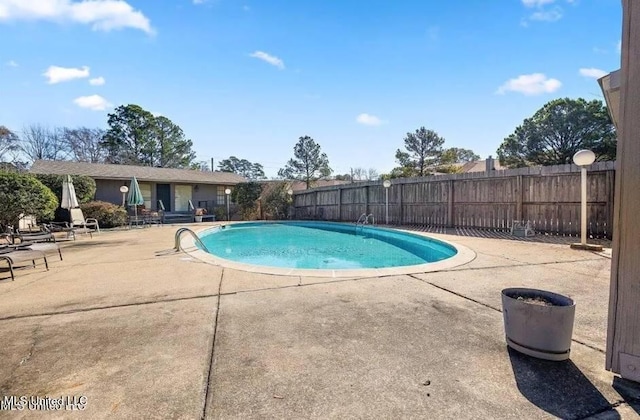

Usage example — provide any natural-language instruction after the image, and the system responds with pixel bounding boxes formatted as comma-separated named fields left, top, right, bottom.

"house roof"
left=259, top=179, right=351, bottom=191
left=459, top=159, right=504, bottom=173
left=30, top=160, right=247, bottom=184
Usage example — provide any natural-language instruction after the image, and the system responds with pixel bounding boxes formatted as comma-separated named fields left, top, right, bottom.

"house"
left=256, top=179, right=352, bottom=198
left=29, top=160, right=246, bottom=212
left=458, top=156, right=504, bottom=173
left=431, top=156, right=504, bottom=175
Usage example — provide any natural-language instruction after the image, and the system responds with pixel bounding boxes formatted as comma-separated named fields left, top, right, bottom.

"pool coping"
left=180, top=221, right=477, bottom=278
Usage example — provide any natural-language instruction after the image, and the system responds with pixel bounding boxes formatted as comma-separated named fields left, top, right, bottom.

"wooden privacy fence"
left=292, top=161, right=616, bottom=239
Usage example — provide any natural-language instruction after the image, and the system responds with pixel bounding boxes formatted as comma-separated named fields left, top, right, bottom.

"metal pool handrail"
left=174, top=227, right=210, bottom=253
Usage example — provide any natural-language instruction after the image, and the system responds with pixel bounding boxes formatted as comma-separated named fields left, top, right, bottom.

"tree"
left=33, top=174, right=96, bottom=205
left=278, top=136, right=332, bottom=189
left=0, top=172, right=58, bottom=230
left=218, top=156, right=266, bottom=180
left=62, top=127, right=107, bottom=163
left=351, top=167, right=379, bottom=181
left=436, top=147, right=480, bottom=173
left=230, top=182, right=263, bottom=219
left=102, top=104, right=155, bottom=165
left=440, top=148, right=480, bottom=164
left=20, top=124, right=67, bottom=162
left=395, top=127, right=445, bottom=177
left=262, top=181, right=292, bottom=220
left=191, top=161, right=211, bottom=171
left=0, top=126, right=19, bottom=162
left=153, top=116, right=196, bottom=168
left=101, top=104, right=196, bottom=168
left=497, top=98, right=616, bottom=168
left=334, top=174, right=352, bottom=181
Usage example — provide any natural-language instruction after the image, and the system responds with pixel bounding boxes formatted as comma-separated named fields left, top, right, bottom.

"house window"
left=216, top=186, right=226, bottom=205
left=139, top=183, right=152, bottom=210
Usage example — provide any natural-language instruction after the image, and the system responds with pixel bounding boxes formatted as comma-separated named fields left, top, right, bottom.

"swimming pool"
left=198, top=221, right=458, bottom=270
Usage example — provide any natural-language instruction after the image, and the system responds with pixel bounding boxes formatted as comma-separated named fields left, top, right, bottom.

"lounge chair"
left=70, top=208, right=100, bottom=235
left=4, top=232, right=63, bottom=261
left=0, top=247, right=49, bottom=281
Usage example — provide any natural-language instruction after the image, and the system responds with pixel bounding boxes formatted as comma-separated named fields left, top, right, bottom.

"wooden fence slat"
left=291, top=163, right=615, bottom=238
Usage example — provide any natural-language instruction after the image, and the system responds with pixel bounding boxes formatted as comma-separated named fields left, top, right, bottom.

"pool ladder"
left=355, top=213, right=375, bottom=235
left=174, top=227, right=210, bottom=253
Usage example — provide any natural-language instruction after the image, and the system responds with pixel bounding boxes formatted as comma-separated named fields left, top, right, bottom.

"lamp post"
left=119, top=185, right=129, bottom=207
left=571, top=150, right=600, bottom=251
left=225, top=188, right=231, bottom=221
left=383, top=179, right=391, bottom=224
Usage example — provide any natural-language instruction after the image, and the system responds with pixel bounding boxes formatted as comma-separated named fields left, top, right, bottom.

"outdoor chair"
left=7, top=231, right=63, bottom=260
left=142, top=209, right=163, bottom=226
left=48, top=222, right=93, bottom=240
left=70, top=208, right=100, bottom=235
left=511, top=220, right=536, bottom=237
left=0, top=247, right=49, bottom=281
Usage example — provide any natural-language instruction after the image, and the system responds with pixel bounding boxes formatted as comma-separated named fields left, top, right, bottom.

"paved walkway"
left=0, top=223, right=638, bottom=419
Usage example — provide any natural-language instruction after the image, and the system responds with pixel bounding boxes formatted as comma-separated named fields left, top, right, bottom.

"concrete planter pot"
left=501, top=288, right=576, bottom=361
left=194, top=215, right=203, bottom=222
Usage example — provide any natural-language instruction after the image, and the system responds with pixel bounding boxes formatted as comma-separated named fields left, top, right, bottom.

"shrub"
left=262, top=182, right=291, bottom=220
left=0, top=171, right=58, bottom=230
left=80, top=201, right=127, bottom=228
left=33, top=174, right=96, bottom=204
left=231, top=182, right=263, bottom=220
left=213, top=206, right=227, bottom=221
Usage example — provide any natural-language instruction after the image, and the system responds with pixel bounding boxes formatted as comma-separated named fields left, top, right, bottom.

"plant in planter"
left=501, top=288, right=576, bottom=361
left=194, top=208, right=206, bottom=222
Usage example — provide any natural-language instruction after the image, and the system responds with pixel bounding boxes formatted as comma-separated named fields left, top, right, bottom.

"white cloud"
left=43, top=65, right=90, bottom=84
left=89, top=76, right=105, bottom=85
left=356, top=113, right=384, bottom=126
left=522, top=0, right=556, bottom=7
left=249, top=51, right=285, bottom=70
left=6, top=59, right=18, bottom=67
left=0, top=0, right=154, bottom=34
left=579, top=68, right=607, bottom=79
left=73, top=94, right=112, bottom=111
left=496, top=73, right=562, bottom=96
left=529, top=7, right=563, bottom=21
left=617, top=40, right=622, bottom=54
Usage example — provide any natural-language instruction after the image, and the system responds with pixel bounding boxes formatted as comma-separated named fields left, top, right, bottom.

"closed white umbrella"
left=61, top=175, right=79, bottom=209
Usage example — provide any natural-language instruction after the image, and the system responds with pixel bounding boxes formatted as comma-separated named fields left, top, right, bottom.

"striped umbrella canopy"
left=127, top=176, right=145, bottom=218
left=61, top=175, right=79, bottom=209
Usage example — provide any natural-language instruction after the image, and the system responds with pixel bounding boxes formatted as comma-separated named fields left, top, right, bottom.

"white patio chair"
left=70, top=208, right=100, bottom=235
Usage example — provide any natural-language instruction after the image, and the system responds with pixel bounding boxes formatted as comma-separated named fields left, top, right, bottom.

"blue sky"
left=0, top=0, right=623, bottom=177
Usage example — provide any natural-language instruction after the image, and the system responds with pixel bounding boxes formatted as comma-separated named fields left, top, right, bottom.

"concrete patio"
left=0, top=223, right=638, bottom=419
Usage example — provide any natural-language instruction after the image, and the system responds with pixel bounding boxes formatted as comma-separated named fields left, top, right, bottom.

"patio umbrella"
left=127, top=176, right=145, bottom=218
left=61, top=175, right=79, bottom=209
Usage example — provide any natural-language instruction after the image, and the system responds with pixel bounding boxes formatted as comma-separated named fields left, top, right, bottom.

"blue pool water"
left=199, top=222, right=457, bottom=269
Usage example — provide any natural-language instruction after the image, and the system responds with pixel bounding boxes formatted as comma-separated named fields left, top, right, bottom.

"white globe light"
left=573, top=149, right=596, bottom=166
left=287, top=189, right=293, bottom=195
left=383, top=180, right=391, bottom=188
left=120, top=186, right=129, bottom=193
left=225, top=188, right=231, bottom=195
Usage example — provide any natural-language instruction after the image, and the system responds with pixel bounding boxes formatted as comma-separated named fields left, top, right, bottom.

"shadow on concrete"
left=508, top=347, right=617, bottom=420
left=613, top=376, right=640, bottom=415
left=402, top=225, right=612, bottom=247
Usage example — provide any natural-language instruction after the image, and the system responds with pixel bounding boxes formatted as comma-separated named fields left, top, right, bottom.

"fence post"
left=365, top=185, right=370, bottom=215
left=314, top=191, right=318, bottom=219
left=447, top=180, right=454, bottom=227
left=398, top=182, right=404, bottom=225
left=337, top=187, right=342, bottom=221
left=515, top=175, right=524, bottom=222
